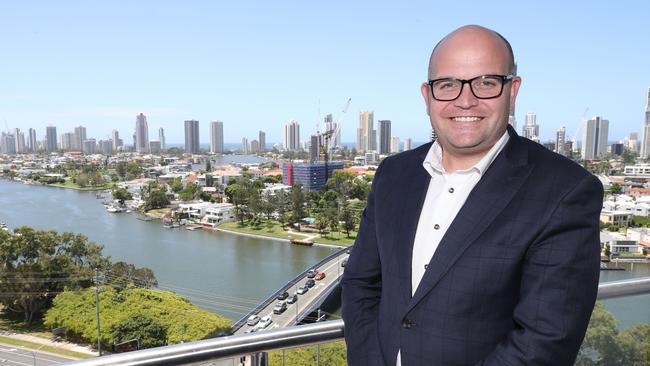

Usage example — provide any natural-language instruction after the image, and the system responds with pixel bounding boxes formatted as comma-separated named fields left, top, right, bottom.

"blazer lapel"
left=406, top=130, right=533, bottom=314
left=393, top=145, right=431, bottom=303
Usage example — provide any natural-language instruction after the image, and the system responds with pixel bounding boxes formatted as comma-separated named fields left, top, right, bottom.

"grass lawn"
left=0, top=336, right=94, bottom=359
left=315, top=231, right=356, bottom=246
left=219, top=220, right=356, bottom=246
left=219, top=220, right=303, bottom=240
left=147, top=208, right=172, bottom=217
left=0, top=310, right=92, bottom=359
left=49, top=181, right=112, bottom=191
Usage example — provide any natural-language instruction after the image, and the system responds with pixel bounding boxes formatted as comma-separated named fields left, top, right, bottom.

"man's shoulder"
left=515, top=135, right=594, bottom=182
left=378, top=142, right=432, bottom=172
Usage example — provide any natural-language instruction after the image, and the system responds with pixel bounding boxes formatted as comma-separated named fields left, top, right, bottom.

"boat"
left=106, top=206, right=123, bottom=213
left=290, top=239, right=313, bottom=246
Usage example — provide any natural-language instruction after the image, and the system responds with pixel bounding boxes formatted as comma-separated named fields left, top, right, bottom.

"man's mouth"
left=451, top=116, right=483, bottom=122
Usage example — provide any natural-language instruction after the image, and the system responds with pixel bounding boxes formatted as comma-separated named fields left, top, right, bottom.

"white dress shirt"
left=396, top=130, right=509, bottom=366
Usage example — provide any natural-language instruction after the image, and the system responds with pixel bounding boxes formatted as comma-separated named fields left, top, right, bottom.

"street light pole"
left=94, top=268, right=102, bottom=356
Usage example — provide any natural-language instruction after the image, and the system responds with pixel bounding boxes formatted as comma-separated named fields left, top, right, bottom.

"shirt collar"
left=423, top=129, right=510, bottom=176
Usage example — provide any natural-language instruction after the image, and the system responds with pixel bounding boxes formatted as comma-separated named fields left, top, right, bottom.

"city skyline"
left=1, top=2, right=649, bottom=144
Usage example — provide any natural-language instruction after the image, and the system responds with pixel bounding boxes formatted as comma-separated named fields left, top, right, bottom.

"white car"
left=259, top=315, right=273, bottom=329
left=247, top=315, right=260, bottom=326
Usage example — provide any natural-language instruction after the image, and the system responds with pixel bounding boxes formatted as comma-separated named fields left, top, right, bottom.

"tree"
left=0, top=227, right=109, bottom=324
left=610, top=184, right=622, bottom=194
left=340, top=205, right=357, bottom=237
left=108, top=262, right=158, bottom=289
left=110, top=314, right=167, bottom=349
left=576, top=302, right=650, bottom=365
left=112, top=187, right=133, bottom=204
left=75, top=173, right=89, bottom=187
left=289, top=185, right=306, bottom=229
left=144, top=189, right=170, bottom=211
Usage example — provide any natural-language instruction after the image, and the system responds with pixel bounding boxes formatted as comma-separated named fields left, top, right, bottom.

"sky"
left=1, top=1, right=649, bottom=145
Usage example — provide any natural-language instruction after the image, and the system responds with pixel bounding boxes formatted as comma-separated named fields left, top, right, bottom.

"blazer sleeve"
left=477, top=174, right=603, bottom=366
left=341, top=163, right=385, bottom=365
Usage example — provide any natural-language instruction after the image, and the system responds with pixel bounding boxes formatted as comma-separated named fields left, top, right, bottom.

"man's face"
left=420, top=30, right=521, bottom=161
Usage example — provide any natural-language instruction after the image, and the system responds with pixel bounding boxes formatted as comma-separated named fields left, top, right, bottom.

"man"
left=341, top=25, right=602, bottom=366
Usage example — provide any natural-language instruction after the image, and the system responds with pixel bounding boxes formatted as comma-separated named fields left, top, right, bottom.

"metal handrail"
left=62, top=276, right=650, bottom=366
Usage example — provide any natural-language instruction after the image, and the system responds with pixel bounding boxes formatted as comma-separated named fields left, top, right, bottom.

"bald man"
left=341, top=25, right=602, bottom=365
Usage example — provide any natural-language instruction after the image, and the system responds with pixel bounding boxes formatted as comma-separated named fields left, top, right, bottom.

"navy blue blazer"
left=341, top=126, right=603, bottom=365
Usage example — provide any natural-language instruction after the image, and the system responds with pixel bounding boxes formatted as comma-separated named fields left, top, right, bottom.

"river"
left=0, top=179, right=647, bottom=329
left=0, top=179, right=334, bottom=321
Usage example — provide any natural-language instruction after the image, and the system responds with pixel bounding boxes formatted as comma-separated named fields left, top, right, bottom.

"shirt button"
left=448, top=187, right=455, bottom=193
left=434, top=224, right=440, bottom=230
left=402, top=318, right=413, bottom=329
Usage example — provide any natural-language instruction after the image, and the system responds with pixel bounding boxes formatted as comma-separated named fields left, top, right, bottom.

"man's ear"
left=421, top=82, right=431, bottom=116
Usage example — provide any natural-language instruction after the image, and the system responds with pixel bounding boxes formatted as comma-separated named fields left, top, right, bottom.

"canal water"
left=0, top=179, right=648, bottom=329
left=0, top=179, right=334, bottom=321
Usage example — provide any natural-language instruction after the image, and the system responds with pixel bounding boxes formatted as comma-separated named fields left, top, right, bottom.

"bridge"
left=231, top=246, right=349, bottom=335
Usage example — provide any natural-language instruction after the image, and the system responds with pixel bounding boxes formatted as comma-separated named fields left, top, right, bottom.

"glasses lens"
left=431, top=79, right=461, bottom=101
left=470, top=76, right=504, bottom=98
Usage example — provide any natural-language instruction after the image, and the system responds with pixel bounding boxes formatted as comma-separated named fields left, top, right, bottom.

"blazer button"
left=402, top=318, right=413, bottom=329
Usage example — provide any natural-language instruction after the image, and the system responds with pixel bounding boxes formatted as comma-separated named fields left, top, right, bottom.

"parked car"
left=273, top=301, right=287, bottom=314
left=247, top=315, right=260, bottom=326
left=314, top=272, right=326, bottom=280
left=297, top=285, right=309, bottom=294
left=287, top=293, right=298, bottom=304
left=276, top=291, right=289, bottom=300
left=259, top=315, right=273, bottom=329
left=307, top=269, right=318, bottom=278
left=306, top=279, right=316, bottom=288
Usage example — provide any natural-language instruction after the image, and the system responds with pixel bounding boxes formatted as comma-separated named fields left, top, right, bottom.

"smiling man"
left=341, top=25, right=603, bottom=365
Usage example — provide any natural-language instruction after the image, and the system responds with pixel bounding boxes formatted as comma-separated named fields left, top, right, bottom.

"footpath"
left=0, top=330, right=97, bottom=357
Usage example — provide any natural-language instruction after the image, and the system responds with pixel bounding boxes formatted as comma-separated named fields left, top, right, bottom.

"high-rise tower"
left=135, top=113, right=149, bottom=153
left=284, top=120, right=300, bottom=151
left=641, top=88, right=650, bottom=158
left=556, top=126, right=567, bottom=156
left=378, top=120, right=391, bottom=154
left=184, top=120, right=200, bottom=154
left=357, top=111, right=376, bottom=152
left=522, top=112, right=539, bottom=142
left=210, top=121, right=224, bottom=154
left=582, top=116, right=609, bottom=160
left=158, top=128, right=165, bottom=150
left=46, top=126, right=57, bottom=152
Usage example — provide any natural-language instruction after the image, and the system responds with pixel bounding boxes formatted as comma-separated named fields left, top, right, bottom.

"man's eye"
left=436, top=81, right=457, bottom=90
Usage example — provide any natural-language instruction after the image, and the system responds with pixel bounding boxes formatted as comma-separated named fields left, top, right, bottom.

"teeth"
left=452, top=116, right=482, bottom=122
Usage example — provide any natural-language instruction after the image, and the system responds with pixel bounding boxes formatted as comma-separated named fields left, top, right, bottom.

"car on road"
left=287, top=293, right=298, bottom=304
left=306, top=279, right=316, bottom=288
left=273, top=301, right=288, bottom=314
left=314, top=272, right=326, bottom=280
left=247, top=315, right=260, bottom=326
left=259, top=315, right=273, bottom=329
left=277, top=291, right=289, bottom=300
left=297, top=285, right=309, bottom=294
left=307, top=269, right=318, bottom=278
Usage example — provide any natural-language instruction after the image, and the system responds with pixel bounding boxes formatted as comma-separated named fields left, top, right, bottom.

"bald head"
left=427, top=25, right=515, bottom=80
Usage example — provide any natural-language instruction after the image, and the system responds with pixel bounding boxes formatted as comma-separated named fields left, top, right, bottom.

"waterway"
left=0, top=179, right=334, bottom=321
left=0, top=179, right=648, bottom=329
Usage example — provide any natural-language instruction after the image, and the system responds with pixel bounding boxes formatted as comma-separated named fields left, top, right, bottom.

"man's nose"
left=453, top=83, right=479, bottom=109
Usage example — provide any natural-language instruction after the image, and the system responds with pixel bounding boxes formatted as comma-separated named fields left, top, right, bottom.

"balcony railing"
left=62, top=276, right=650, bottom=366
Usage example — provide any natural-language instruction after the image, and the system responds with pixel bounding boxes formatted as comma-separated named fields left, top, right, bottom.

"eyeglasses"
left=427, top=74, right=515, bottom=101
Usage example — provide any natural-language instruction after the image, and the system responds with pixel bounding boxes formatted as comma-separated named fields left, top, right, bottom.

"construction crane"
left=570, top=107, right=589, bottom=153
left=318, top=98, right=351, bottom=181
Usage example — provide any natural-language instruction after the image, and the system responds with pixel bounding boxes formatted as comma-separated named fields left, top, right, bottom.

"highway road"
left=0, top=345, right=72, bottom=366
left=234, top=252, right=347, bottom=335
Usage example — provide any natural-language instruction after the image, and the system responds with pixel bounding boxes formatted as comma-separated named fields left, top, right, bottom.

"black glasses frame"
left=428, top=74, right=515, bottom=101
